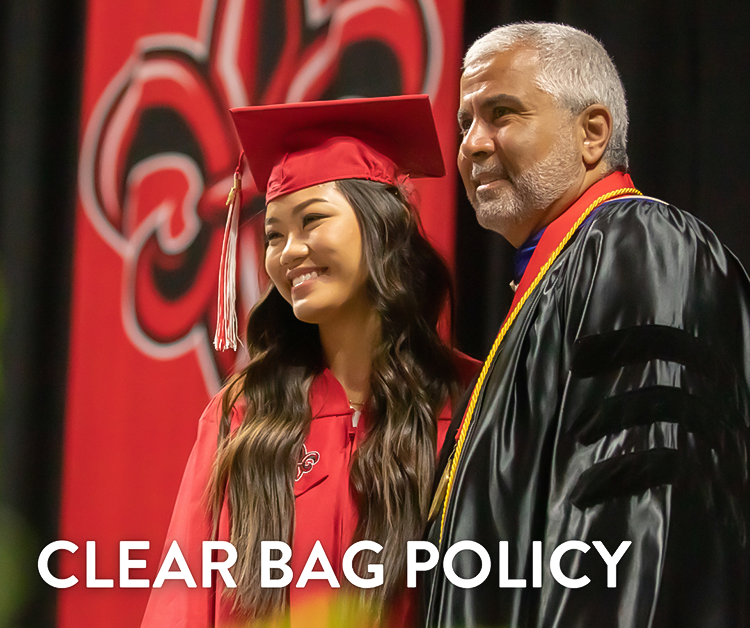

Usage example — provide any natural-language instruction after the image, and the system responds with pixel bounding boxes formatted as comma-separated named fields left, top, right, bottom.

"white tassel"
left=214, top=169, right=242, bottom=351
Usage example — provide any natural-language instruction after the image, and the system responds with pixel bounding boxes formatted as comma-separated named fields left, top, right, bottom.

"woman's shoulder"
left=198, top=374, right=247, bottom=430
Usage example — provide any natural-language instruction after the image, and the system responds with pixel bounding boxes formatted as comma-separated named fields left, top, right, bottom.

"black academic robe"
left=422, top=174, right=750, bottom=628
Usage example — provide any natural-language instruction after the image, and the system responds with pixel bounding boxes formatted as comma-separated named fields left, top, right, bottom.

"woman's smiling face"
left=264, top=182, right=369, bottom=325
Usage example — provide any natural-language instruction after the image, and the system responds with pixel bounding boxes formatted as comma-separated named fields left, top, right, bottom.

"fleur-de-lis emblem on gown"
left=296, top=445, right=320, bottom=481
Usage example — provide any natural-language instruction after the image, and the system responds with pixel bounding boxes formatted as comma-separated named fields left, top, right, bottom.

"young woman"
left=141, top=95, right=478, bottom=627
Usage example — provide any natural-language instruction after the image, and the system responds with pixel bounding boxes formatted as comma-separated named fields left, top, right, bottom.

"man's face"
left=458, top=46, right=583, bottom=245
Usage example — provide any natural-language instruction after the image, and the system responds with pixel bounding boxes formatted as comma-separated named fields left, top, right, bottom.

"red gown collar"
left=309, top=369, right=355, bottom=418
left=309, top=367, right=456, bottom=422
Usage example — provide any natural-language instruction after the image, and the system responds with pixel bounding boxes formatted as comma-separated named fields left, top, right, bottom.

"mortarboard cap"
left=230, top=94, right=445, bottom=202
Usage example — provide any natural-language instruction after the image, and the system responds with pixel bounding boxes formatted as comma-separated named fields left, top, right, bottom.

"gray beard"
left=471, top=130, right=581, bottom=237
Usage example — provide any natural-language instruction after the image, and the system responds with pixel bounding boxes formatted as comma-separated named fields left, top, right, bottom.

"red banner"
left=59, top=0, right=464, bottom=625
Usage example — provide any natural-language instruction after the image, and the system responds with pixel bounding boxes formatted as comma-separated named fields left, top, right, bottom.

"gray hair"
left=464, top=22, right=628, bottom=172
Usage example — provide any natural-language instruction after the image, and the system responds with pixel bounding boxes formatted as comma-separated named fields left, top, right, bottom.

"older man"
left=422, top=23, right=750, bottom=628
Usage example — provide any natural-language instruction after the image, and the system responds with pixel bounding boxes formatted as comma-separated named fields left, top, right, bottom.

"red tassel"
left=214, top=154, right=244, bottom=351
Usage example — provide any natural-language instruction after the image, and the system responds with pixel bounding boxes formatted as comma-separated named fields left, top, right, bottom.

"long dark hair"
left=210, top=178, right=459, bottom=619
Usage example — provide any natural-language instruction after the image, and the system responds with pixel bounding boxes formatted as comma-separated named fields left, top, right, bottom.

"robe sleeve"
left=542, top=199, right=750, bottom=627
left=140, top=393, right=240, bottom=628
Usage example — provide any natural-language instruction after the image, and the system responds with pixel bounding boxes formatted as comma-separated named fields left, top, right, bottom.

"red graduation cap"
left=215, top=94, right=446, bottom=351
left=231, top=94, right=445, bottom=202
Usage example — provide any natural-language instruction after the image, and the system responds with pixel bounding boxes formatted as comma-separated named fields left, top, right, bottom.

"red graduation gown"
left=141, top=357, right=478, bottom=627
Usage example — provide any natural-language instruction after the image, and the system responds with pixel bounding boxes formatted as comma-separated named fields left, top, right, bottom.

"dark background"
left=1, top=0, right=748, bottom=624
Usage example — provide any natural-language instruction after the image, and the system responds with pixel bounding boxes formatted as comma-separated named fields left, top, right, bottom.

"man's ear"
left=577, top=104, right=612, bottom=167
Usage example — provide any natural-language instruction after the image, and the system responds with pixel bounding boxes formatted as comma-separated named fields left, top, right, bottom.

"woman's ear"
left=577, top=104, right=613, bottom=167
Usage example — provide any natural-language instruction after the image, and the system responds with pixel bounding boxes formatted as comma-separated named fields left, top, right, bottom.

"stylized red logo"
left=79, top=0, right=442, bottom=392
left=296, top=444, right=321, bottom=481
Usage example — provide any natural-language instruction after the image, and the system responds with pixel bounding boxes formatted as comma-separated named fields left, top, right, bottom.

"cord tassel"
left=214, top=157, right=244, bottom=351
